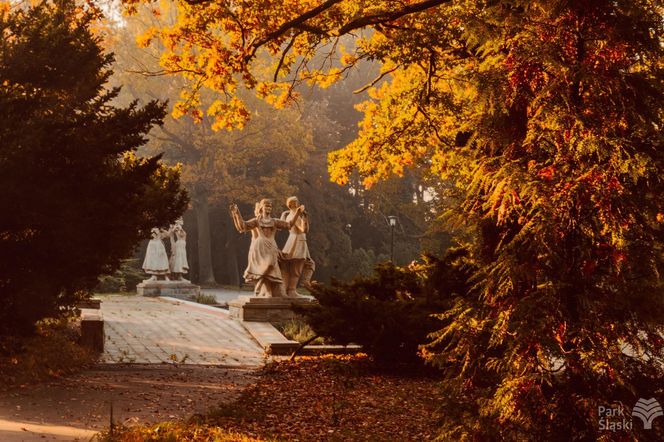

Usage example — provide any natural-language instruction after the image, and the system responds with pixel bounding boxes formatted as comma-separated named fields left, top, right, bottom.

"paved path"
left=99, top=295, right=264, bottom=365
left=0, top=295, right=267, bottom=441
left=0, top=365, right=257, bottom=441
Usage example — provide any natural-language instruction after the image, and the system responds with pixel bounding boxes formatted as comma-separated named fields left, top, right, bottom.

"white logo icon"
left=632, top=398, right=663, bottom=429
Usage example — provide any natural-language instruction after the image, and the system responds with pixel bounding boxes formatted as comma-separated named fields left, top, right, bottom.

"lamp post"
left=388, top=215, right=397, bottom=263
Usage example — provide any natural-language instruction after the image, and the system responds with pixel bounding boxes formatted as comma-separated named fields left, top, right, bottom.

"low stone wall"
left=80, top=309, right=104, bottom=352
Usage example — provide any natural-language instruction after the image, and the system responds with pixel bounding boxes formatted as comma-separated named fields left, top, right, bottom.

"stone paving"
left=98, top=295, right=265, bottom=366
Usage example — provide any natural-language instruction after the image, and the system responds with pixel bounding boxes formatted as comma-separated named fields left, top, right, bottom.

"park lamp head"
left=388, top=215, right=397, bottom=227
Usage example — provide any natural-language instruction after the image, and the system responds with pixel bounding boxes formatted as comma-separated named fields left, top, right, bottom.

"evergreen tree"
left=0, top=0, right=187, bottom=336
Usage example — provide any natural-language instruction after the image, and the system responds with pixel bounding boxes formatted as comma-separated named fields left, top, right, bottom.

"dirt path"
left=0, top=364, right=259, bottom=441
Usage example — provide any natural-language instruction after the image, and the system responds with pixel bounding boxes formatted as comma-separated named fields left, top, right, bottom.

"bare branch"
left=273, top=32, right=301, bottom=82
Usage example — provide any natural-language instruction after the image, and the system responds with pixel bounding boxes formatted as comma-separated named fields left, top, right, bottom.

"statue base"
left=136, top=280, right=201, bottom=298
left=229, top=295, right=316, bottom=322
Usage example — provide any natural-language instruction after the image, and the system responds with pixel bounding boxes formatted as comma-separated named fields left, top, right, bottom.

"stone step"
left=241, top=322, right=299, bottom=355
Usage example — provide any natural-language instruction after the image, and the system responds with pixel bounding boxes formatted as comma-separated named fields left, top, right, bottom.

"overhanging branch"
left=336, top=0, right=451, bottom=35
left=247, top=0, right=343, bottom=60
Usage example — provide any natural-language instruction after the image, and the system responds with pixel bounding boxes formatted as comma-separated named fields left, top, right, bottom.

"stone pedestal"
left=136, top=280, right=200, bottom=298
left=229, top=295, right=316, bottom=322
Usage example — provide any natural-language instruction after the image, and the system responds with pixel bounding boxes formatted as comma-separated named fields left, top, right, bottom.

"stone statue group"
left=141, top=196, right=315, bottom=298
left=142, top=218, right=189, bottom=282
left=230, top=196, right=315, bottom=298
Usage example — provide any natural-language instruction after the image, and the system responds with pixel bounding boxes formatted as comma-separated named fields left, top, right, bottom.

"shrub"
left=95, top=259, right=144, bottom=293
left=300, top=248, right=475, bottom=366
left=0, top=316, right=95, bottom=389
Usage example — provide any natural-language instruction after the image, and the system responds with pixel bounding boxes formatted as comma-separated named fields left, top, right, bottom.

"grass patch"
left=275, top=319, right=326, bottom=344
left=220, top=284, right=254, bottom=292
left=189, top=293, right=218, bottom=305
left=0, top=316, right=95, bottom=390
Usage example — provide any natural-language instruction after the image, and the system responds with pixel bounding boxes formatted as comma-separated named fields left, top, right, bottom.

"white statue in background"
left=230, top=199, right=305, bottom=297
left=169, top=218, right=189, bottom=281
left=281, top=196, right=315, bottom=296
left=142, top=228, right=170, bottom=281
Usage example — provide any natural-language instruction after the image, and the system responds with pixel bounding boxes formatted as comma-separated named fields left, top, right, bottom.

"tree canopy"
left=124, top=0, right=664, bottom=438
left=0, top=0, right=187, bottom=335
left=108, top=4, right=439, bottom=284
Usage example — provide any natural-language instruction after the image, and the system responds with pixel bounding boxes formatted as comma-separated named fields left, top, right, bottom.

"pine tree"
left=418, top=2, right=664, bottom=439
left=0, top=0, right=188, bottom=335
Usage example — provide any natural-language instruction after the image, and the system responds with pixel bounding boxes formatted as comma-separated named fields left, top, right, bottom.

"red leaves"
left=505, top=54, right=546, bottom=96
left=205, top=356, right=443, bottom=440
left=537, top=165, right=556, bottom=181
left=511, top=190, right=522, bottom=206
left=585, top=42, right=632, bottom=74
left=581, top=260, right=597, bottom=277
left=611, top=250, right=627, bottom=269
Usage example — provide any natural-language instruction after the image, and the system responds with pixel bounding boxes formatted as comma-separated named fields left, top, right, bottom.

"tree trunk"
left=193, top=193, right=216, bottom=285
left=224, top=214, right=240, bottom=287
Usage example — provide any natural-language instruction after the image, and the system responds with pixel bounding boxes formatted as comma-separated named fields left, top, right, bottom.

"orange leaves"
left=255, top=81, right=278, bottom=99
left=304, top=67, right=343, bottom=88
left=328, top=64, right=447, bottom=187
left=0, top=1, right=9, bottom=19
left=121, top=0, right=342, bottom=130
left=264, top=87, right=300, bottom=109
left=135, top=27, right=157, bottom=48
left=340, top=53, right=358, bottom=66
left=207, top=98, right=250, bottom=131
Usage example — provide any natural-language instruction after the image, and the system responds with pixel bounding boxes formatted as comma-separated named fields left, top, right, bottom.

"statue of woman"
left=280, top=196, right=315, bottom=296
left=169, top=224, right=189, bottom=281
left=142, top=228, right=170, bottom=281
left=230, top=199, right=305, bottom=297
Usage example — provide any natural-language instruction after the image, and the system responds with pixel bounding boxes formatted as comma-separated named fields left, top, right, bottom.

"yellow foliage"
left=135, top=27, right=156, bottom=48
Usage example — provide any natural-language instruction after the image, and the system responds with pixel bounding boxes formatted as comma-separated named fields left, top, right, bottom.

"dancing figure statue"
left=142, top=228, right=170, bottom=281
left=169, top=219, right=189, bottom=281
left=280, top=196, right=315, bottom=296
left=230, top=199, right=305, bottom=297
